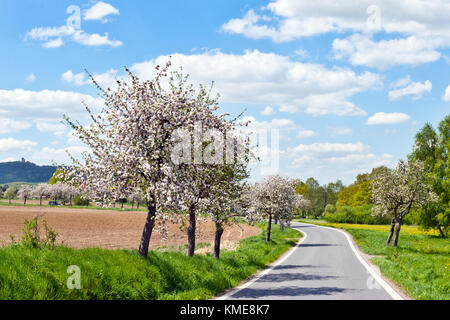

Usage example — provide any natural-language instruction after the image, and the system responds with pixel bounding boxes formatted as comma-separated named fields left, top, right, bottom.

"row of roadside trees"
left=57, top=63, right=299, bottom=259
left=0, top=183, right=83, bottom=206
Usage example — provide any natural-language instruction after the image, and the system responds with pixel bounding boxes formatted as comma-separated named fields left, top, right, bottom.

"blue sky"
left=0, top=0, right=449, bottom=184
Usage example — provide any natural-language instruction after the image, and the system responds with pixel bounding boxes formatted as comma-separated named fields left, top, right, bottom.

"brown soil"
left=0, top=206, right=260, bottom=252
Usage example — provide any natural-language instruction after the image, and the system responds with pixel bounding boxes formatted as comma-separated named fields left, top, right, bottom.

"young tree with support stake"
left=372, top=160, right=438, bottom=246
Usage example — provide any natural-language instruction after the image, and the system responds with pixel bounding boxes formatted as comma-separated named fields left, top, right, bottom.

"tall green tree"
left=409, top=116, right=450, bottom=237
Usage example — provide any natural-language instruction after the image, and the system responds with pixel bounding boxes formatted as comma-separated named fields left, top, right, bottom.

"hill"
left=0, top=161, right=56, bottom=184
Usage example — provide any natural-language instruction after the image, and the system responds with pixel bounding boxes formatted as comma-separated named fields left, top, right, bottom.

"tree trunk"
left=187, top=205, right=196, bottom=257
left=137, top=203, right=140, bottom=209
left=438, top=226, right=446, bottom=238
left=392, top=218, right=402, bottom=247
left=386, top=218, right=396, bottom=245
left=40, top=196, right=42, bottom=206
left=214, top=225, right=224, bottom=259
left=24, top=198, right=26, bottom=205
left=138, top=203, right=157, bottom=257
left=274, top=218, right=278, bottom=225
left=266, top=213, right=272, bottom=242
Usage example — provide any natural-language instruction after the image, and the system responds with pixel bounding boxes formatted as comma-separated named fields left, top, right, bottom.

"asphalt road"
left=219, top=222, right=401, bottom=300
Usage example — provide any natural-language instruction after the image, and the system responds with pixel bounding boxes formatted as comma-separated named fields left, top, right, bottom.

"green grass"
left=0, top=201, right=147, bottom=212
left=297, top=220, right=450, bottom=300
left=0, top=223, right=301, bottom=300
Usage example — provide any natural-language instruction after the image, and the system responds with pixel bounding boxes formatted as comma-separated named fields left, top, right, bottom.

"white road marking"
left=217, top=222, right=404, bottom=300
left=307, top=223, right=403, bottom=300
left=216, top=230, right=307, bottom=300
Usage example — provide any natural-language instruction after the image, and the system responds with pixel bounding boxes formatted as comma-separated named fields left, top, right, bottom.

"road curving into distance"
left=218, top=222, right=403, bottom=300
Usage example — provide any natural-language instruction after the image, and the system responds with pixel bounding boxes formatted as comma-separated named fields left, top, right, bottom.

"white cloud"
left=297, top=128, right=317, bottom=138
left=72, top=30, right=122, bottom=47
left=366, top=112, right=411, bottom=125
left=286, top=140, right=394, bottom=183
left=0, top=89, right=103, bottom=121
left=388, top=79, right=432, bottom=100
left=223, top=0, right=450, bottom=68
left=443, top=85, right=450, bottom=101
left=36, top=122, right=67, bottom=136
left=30, top=146, right=90, bottom=165
left=261, top=106, right=275, bottom=116
left=0, top=118, right=31, bottom=134
left=84, top=2, right=120, bottom=22
left=61, top=69, right=119, bottom=88
left=131, top=50, right=380, bottom=116
left=43, top=38, right=65, bottom=48
left=25, top=74, right=36, bottom=83
left=25, top=6, right=122, bottom=49
left=289, top=142, right=366, bottom=154
left=330, top=127, right=353, bottom=136
left=332, top=34, right=442, bottom=70
left=0, top=138, right=37, bottom=152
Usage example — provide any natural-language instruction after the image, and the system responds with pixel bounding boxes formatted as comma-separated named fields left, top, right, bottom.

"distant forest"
left=0, top=161, right=56, bottom=184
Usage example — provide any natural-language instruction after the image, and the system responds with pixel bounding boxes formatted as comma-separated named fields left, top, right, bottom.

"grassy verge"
left=0, top=223, right=301, bottom=300
left=0, top=201, right=147, bottom=212
left=296, top=219, right=449, bottom=300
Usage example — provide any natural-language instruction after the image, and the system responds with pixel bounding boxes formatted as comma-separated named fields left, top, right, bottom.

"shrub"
left=73, top=195, right=90, bottom=206
left=16, top=217, right=59, bottom=249
left=323, top=205, right=391, bottom=225
left=324, top=204, right=336, bottom=214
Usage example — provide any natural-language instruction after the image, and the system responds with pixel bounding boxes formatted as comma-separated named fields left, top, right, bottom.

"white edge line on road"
left=216, top=230, right=308, bottom=300
left=304, top=223, right=404, bottom=300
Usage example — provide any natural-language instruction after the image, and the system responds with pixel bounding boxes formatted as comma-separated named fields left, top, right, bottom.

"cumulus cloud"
left=130, top=50, right=380, bottom=116
left=36, top=122, right=67, bottom=136
left=297, top=128, right=317, bottom=138
left=330, top=127, right=353, bottom=136
left=25, top=74, right=36, bottom=83
left=0, top=118, right=32, bottom=134
left=25, top=2, right=122, bottom=48
left=388, top=78, right=432, bottom=100
left=0, top=89, right=103, bottom=121
left=261, top=106, right=275, bottom=116
left=285, top=140, right=394, bottom=183
left=84, top=2, right=119, bottom=22
left=366, top=112, right=411, bottom=125
left=29, top=146, right=90, bottom=165
left=332, top=34, right=442, bottom=70
left=223, top=0, right=450, bottom=68
left=0, top=138, right=37, bottom=152
left=443, top=85, right=450, bottom=101
left=61, top=69, right=119, bottom=88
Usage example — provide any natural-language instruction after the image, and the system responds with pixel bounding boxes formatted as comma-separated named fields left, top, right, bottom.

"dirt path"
left=0, top=206, right=260, bottom=251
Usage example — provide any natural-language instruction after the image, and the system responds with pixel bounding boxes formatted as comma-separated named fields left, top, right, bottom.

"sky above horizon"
left=0, top=0, right=449, bottom=185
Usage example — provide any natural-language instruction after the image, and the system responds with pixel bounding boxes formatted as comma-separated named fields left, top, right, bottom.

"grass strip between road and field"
left=296, top=219, right=450, bottom=300
left=0, top=201, right=147, bottom=212
left=0, top=223, right=301, bottom=300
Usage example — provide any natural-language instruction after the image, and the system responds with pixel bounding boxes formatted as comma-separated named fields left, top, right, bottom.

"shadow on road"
left=257, top=272, right=339, bottom=282
left=272, top=264, right=324, bottom=270
left=230, top=286, right=355, bottom=298
left=299, top=243, right=342, bottom=247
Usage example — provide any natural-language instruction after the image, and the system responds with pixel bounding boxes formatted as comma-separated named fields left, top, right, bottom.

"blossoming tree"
left=18, top=185, right=33, bottom=205
left=63, top=62, right=245, bottom=257
left=372, top=160, right=438, bottom=246
left=250, top=175, right=296, bottom=242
